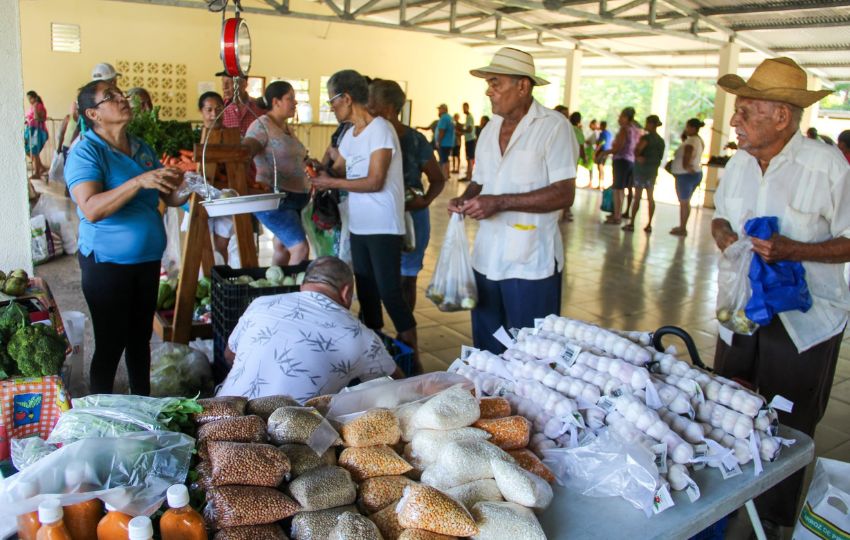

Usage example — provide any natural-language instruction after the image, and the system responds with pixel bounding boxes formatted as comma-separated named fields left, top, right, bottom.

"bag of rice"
left=471, top=501, right=546, bottom=540
left=207, top=441, right=290, bottom=487
left=205, top=486, right=300, bottom=528
left=194, top=396, right=247, bottom=424
left=402, top=444, right=427, bottom=477
left=472, top=416, right=530, bottom=450
left=329, top=511, right=383, bottom=540
left=506, top=449, right=556, bottom=483
left=339, top=444, right=413, bottom=482
left=246, top=395, right=299, bottom=420
left=342, top=408, right=401, bottom=447
left=370, top=504, right=405, bottom=540
left=197, top=415, right=266, bottom=444
left=478, top=397, right=511, bottom=419
left=444, top=479, right=503, bottom=510
left=213, top=524, right=289, bottom=540
left=291, top=505, right=357, bottom=540
left=395, top=484, right=478, bottom=537
left=359, top=475, right=418, bottom=514
left=489, top=458, right=553, bottom=509
left=267, top=406, right=341, bottom=455
left=398, top=530, right=458, bottom=540
left=288, top=466, right=357, bottom=511
left=411, top=386, right=480, bottom=431
left=410, top=428, right=490, bottom=466
left=395, top=401, right=423, bottom=442
left=420, top=440, right=514, bottom=490
left=280, top=443, right=337, bottom=478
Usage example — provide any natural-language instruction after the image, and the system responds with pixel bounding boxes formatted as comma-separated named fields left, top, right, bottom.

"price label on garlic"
left=693, top=443, right=708, bottom=460
left=551, top=344, right=582, bottom=370
left=446, top=358, right=466, bottom=373
left=596, top=396, right=616, bottom=413
left=768, top=395, right=794, bottom=413
left=652, top=443, right=668, bottom=473
left=460, top=345, right=479, bottom=360
left=652, top=484, right=675, bottom=514
left=686, top=478, right=701, bottom=503
left=749, top=431, right=764, bottom=477
left=692, top=382, right=705, bottom=405
left=719, top=459, right=742, bottom=480
left=492, top=326, right=516, bottom=349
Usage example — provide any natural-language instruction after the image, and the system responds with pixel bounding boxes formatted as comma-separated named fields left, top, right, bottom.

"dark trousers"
left=713, top=318, right=843, bottom=526
left=350, top=233, right=416, bottom=333
left=472, top=269, right=562, bottom=354
left=78, top=252, right=160, bottom=396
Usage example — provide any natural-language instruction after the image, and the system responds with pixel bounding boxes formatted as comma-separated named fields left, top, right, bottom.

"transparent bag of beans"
left=246, top=395, right=299, bottom=420
left=470, top=501, right=546, bottom=540
left=341, top=408, right=401, bottom=447
left=471, top=416, right=531, bottom=450
left=329, top=511, right=383, bottom=540
left=205, top=485, right=300, bottom=528
left=339, top=445, right=413, bottom=482
left=194, top=396, right=247, bottom=424
left=288, top=466, right=357, bottom=511
left=395, top=484, right=478, bottom=537
left=291, top=505, right=357, bottom=540
left=267, top=406, right=341, bottom=455
left=207, top=441, right=291, bottom=487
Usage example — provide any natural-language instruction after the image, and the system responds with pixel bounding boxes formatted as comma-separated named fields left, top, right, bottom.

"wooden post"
left=171, top=193, right=213, bottom=343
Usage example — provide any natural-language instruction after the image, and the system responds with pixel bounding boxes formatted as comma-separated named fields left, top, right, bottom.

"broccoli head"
left=8, top=324, right=66, bottom=377
left=0, top=302, right=30, bottom=341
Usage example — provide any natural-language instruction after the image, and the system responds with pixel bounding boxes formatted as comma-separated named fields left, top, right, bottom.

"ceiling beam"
left=608, top=0, right=647, bottom=16
left=405, top=0, right=450, bottom=25
left=351, top=0, right=384, bottom=17
left=730, top=16, right=850, bottom=31
left=774, top=44, right=850, bottom=53
left=700, top=0, right=850, bottom=16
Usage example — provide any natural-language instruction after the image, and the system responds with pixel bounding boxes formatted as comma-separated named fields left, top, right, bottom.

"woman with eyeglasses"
left=243, top=81, right=310, bottom=266
left=311, top=70, right=421, bottom=373
left=64, top=80, right=189, bottom=395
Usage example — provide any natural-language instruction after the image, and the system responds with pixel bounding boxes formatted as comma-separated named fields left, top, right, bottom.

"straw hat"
left=717, top=57, right=831, bottom=108
left=470, top=47, right=549, bottom=86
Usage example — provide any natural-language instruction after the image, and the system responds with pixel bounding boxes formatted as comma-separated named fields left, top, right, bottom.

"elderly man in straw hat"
left=712, top=57, right=850, bottom=534
left=448, top=47, right=578, bottom=353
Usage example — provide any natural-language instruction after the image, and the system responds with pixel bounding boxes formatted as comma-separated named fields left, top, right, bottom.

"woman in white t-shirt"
left=670, top=118, right=705, bottom=237
left=311, top=70, right=420, bottom=373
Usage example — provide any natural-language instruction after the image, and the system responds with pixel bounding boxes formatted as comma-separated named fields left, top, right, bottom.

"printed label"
left=652, top=485, right=675, bottom=514
left=644, top=380, right=663, bottom=410
left=460, top=345, right=480, bottom=360
left=12, top=393, right=43, bottom=428
left=686, top=478, right=701, bottom=503
left=769, top=395, right=794, bottom=413
left=596, top=396, right=616, bottom=413
left=652, top=443, right=668, bottom=473
left=719, top=460, right=743, bottom=480
left=492, top=327, right=516, bottom=349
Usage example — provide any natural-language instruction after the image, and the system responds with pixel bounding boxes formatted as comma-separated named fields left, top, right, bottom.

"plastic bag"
left=162, top=207, right=182, bottom=275
left=329, top=511, right=383, bottom=540
left=489, top=458, right=553, bottom=509
left=395, top=484, right=479, bottom=537
left=716, top=235, right=758, bottom=335
left=600, top=187, right=614, bottom=213
left=30, top=214, right=55, bottom=265
left=11, top=437, right=58, bottom=470
left=213, top=524, right=289, bottom=540
left=48, top=151, right=64, bottom=183
left=47, top=408, right=167, bottom=445
left=426, top=213, right=478, bottom=312
left=744, top=216, right=813, bottom=325
left=410, top=428, right=491, bottom=466
left=292, top=505, right=357, bottom=540
left=358, top=475, right=417, bottom=514
left=267, top=406, right=341, bottom=456
left=326, top=372, right=473, bottom=422
left=177, top=171, right=224, bottom=200
left=341, top=408, right=401, bottom=447
left=411, top=384, right=480, bottom=431
left=150, top=342, right=214, bottom=398
left=0, top=431, right=194, bottom=516
left=420, top=440, right=514, bottom=490
left=541, top=429, right=659, bottom=515
left=472, top=417, right=531, bottom=450
left=301, top=197, right=341, bottom=258
left=470, top=501, right=546, bottom=540
left=32, top=194, right=77, bottom=255
left=197, top=415, right=267, bottom=445
left=194, top=396, right=247, bottom=424
left=403, top=211, right=416, bottom=253
left=793, top=457, right=850, bottom=540
left=444, top=478, right=504, bottom=510
left=288, top=465, right=357, bottom=511
left=205, top=485, right=300, bottom=528
left=246, top=395, right=299, bottom=420
left=279, top=444, right=337, bottom=478
left=338, top=444, right=413, bottom=482
left=208, top=442, right=290, bottom=487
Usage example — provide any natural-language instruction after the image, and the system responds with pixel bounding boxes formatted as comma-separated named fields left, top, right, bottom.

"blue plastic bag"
left=600, top=187, right=614, bottom=213
left=744, top=216, right=813, bottom=325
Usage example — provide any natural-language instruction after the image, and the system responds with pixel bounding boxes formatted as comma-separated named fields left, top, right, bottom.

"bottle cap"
left=38, top=499, right=63, bottom=524
left=128, top=516, right=153, bottom=540
left=166, top=484, right=190, bottom=508
left=16, top=480, right=38, bottom=499
left=103, top=502, right=117, bottom=512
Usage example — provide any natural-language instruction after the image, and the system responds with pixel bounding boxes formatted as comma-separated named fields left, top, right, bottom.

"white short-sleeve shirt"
left=714, top=131, right=850, bottom=352
left=338, top=116, right=406, bottom=235
left=471, top=99, right=578, bottom=281
left=218, top=291, right=397, bottom=401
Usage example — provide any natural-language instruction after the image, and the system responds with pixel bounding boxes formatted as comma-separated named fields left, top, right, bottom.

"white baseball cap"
left=91, top=62, right=121, bottom=82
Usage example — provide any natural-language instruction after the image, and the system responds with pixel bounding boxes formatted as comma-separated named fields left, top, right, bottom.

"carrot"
left=179, top=149, right=194, bottom=159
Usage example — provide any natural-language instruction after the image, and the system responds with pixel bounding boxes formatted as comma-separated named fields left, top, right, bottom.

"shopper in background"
left=837, top=130, right=850, bottom=164
left=623, top=114, right=665, bottom=233
left=311, top=69, right=421, bottom=373
left=594, top=120, right=613, bottom=189
left=585, top=118, right=600, bottom=186
left=243, top=81, right=310, bottom=266
left=24, top=90, right=49, bottom=180
left=477, top=115, right=490, bottom=137
left=449, top=47, right=577, bottom=354
left=712, top=56, right=847, bottom=537
left=669, top=118, right=705, bottom=237
left=56, top=102, right=80, bottom=161
left=462, top=102, right=477, bottom=181
left=435, top=103, right=456, bottom=180
left=606, top=107, right=641, bottom=225
left=64, top=80, right=189, bottom=395
left=452, top=112, right=463, bottom=174
left=219, top=257, right=403, bottom=400
left=126, top=87, right=153, bottom=113
left=221, top=74, right=264, bottom=136
left=369, top=79, right=446, bottom=310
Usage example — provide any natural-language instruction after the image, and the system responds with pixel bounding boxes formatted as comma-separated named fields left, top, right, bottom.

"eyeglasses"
left=93, top=90, right=127, bottom=108
left=326, top=93, right=344, bottom=106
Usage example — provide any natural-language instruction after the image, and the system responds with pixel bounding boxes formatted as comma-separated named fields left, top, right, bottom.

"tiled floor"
left=33, top=169, right=850, bottom=464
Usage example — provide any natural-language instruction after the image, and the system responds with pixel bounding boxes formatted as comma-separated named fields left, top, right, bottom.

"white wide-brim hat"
left=470, top=47, right=549, bottom=86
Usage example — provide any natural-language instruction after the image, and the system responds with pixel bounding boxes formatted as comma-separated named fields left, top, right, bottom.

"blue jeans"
left=471, top=269, right=562, bottom=354
left=401, top=208, right=431, bottom=277
left=254, top=192, right=310, bottom=248
left=674, top=171, right=703, bottom=202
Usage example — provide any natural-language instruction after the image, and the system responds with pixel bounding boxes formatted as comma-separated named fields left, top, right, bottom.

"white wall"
left=1, top=0, right=34, bottom=272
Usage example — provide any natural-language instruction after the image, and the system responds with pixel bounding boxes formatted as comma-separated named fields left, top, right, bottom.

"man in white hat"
left=712, top=57, right=850, bottom=535
left=90, top=63, right=121, bottom=84
left=448, top=47, right=578, bottom=353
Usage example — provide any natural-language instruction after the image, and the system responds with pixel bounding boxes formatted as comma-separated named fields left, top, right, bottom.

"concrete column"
left=562, top=48, right=582, bottom=111
left=704, top=41, right=740, bottom=210
left=651, top=76, right=670, bottom=140
left=801, top=75, right=821, bottom=133
left=0, top=0, right=33, bottom=271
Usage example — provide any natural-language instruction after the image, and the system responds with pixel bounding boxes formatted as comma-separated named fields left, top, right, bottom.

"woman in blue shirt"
left=64, top=80, right=188, bottom=395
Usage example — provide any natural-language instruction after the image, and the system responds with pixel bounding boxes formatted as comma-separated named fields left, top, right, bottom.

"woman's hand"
left=136, top=168, right=184, bottom=194
left=311, top=170, right=338, bottom=191
left=406, top=193, right=428, bottom=211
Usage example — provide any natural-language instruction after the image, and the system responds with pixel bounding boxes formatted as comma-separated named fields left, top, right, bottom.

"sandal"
left=622, top=223, right=634, bottom=232
left=604, top=218, right=621, bottom=225
left=644, top=225, right=652, bottom=233
left=669, top=227, right=687, bottom=237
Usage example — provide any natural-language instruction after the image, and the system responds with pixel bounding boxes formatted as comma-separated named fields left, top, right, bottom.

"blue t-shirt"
left=598, top=129, right=613, bottom=151
left=436, top=113, right=456, bottom=148
left=399, top=128, right=434, bottom=191
left=64, top=131, right=166, bottom=264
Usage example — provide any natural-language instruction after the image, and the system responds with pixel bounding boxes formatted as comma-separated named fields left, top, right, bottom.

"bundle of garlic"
left=504, top=358, right=602, bottom=404
left=565, top=362, right=625, bottom=396
left=574, top=350, right=651, bottom=390
left=540, top=315, right=653, bottom=366
left=610, top=393, right=695, bottom=464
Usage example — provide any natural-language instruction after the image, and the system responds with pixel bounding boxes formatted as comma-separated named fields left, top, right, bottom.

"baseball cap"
left=646, top=114, right=662, bottom=127
left=91, top=63, right=121, bottom=82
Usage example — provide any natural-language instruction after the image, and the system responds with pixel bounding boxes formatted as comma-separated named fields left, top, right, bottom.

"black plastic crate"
left=211, top=263, right=308, bottom=381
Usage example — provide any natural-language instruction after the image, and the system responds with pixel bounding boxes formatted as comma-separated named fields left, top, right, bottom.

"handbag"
left=600, top=187, right=614, bottom=213
left=311, top=189, right=341, bottom=231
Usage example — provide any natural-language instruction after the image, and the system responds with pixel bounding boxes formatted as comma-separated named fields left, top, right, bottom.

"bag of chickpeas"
left=207, top=441, right=291, bottom=487
left=341, top=408, right=401, bottom=447
left=395, top=484, right=478, bottom=537
left=339, top=444, right=413, bottom=482
left=205, top=485, right=300, bottom=528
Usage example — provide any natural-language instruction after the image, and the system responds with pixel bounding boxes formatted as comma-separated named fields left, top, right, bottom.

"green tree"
left=577, top=79, right=653, bottom=126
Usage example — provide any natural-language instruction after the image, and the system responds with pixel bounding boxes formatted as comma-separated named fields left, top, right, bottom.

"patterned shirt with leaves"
left=218, top=291, right=396, bottom=401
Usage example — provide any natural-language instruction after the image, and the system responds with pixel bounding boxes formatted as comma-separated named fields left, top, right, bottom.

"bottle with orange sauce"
left=97, top=503, right=133, bottom=540
left=62, top=464, right=102, bottom=540
left=36, top=499, right=72, bottom=540
left=16, top=480, right=41, bottom=540
left=159, top=485, right=206, bottom=540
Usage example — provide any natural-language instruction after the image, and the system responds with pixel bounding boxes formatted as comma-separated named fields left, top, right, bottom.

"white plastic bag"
left=426, top=213, right=478, bottom=312
left=793, top=458, right=850, bottom=540
left=716, top=236, right=758, bottom=335
left=60, top=310, right=88, bottom=396
left=162, top=207, right=182, bottom=275
left=48, top=151, right=64, bottom=183
left=30, top=214, right=55, bottom=264
left=150, top=341, right=214, bottom=398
